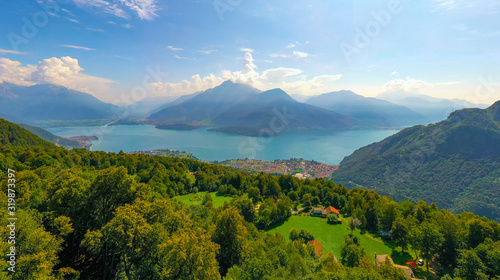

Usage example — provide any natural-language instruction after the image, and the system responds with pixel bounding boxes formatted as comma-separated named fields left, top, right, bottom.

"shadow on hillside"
left=264, top=218, right=290, bottom=231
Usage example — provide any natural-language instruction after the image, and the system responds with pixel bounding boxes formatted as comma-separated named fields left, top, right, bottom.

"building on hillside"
left=308, top=240, right=323, bottom=258
left=311, top=207, right=327, bottom=217
left=375, top=254, right=424, bottom=280
left=325, top=206, right=340, bottom=217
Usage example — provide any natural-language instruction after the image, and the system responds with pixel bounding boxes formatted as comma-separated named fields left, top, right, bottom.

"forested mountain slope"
left=332, top=101, right=500, bottom=221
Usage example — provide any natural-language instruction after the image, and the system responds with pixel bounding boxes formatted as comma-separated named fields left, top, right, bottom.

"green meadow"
left=266, top=215, right=394, bottom=262
left=174, top=191, right=233, bottom=208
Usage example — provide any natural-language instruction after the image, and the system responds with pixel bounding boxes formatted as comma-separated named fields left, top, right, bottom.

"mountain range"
left=0, top=80, right=490, bottom=137
left=148, top=81, right=370, bottom=135
left=332, top=101, right=500, bottom=221
left=0, top=83, right=119, bottom=121
left=377, top=90, right=489, bottom=124
left=305, top=90, right=427, bottom=127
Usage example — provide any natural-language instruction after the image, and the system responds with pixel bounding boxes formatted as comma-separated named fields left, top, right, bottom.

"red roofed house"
left=325, top=206, right=340, bottom=217
left=308, top=240, right=323, bottom=258
left=406, top=261, right=418, bottom=269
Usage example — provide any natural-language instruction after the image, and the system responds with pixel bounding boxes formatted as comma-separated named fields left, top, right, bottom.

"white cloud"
left=293, top=51, right=309, bottom=58
left=73, top=0, right=159, bottom=20
left=269, top=53, right=288, bottom=58
left=168, top=46, right=183, bottom=51
left=122, top=23, right=134, bottom=28
left=73, top=0, right=129, bottom=19
left=0, top=56, right=115, bottom=99
left=87, top=27, right=105, bottom=32
left=61, top=8, right=76, bottom=17
left=434, top=0, right=456, bottom=10
left=383, top=77, right=433, bottom=93
left=0, top=58, right=35, bottom=86
left=149, top=52, right=342, bottom=97
left=261, top=68, right=303, bottom=83
left=390, top=71, right=399, bottom=77
left=269, top=50, right=309, bottom=59
left=286, top=43, right=296, bottom=48
left=0, top=49, right=26, bottom=55
left=118, top=0, right=159, bottom=20
left=65, top=17, right=80, bottom=23
left=240, top=48, right=254, bottom=53
left=61, top=45, right=96, bottom=51
left=174, top=54, right=193, bottom=60
left=198, top=50, right=218, bottom=55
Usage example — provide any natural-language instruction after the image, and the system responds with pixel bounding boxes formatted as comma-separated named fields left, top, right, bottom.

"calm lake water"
left=47, top=125, right=399, bottom=165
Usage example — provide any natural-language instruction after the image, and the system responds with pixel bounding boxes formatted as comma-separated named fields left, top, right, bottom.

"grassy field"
left=266, top=215, right=394, bottom=262
left=174, top=192, right=232, bottom=208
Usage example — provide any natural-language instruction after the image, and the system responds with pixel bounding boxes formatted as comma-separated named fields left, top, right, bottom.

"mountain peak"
left=255, top=88, right=295, bottom=102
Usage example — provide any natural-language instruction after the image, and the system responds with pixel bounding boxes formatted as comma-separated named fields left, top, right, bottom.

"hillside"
left=0, top=83, right=120, bottom=121
left=305, top=90, right=427, bottom=127
left=0, top=118, right=56, bottom=148
left=212, top=88, right=366, bottom=136
left=18, top=123, right=89, bottom=149
left=332, top=101, right=500, bottom=221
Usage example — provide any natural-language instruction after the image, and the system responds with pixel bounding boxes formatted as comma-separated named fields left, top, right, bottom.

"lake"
left=47, top=125, right=399, bottom=165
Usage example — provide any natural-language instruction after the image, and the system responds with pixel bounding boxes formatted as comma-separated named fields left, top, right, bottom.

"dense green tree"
left=340, top=235, right=364, bottom=267
left=454, top=249, right=488, bottom=280
left=212, top=206, right=248, bottom=276
left=157, top=228, right=220, bottom=280
left=391, top=217, right=409, bottom=254
left=415, top=221, right=444, bottom=272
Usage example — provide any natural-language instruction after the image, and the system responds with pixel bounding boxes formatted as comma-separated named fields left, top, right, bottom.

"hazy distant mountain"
left=126, top=96, right=180, bottom=118
left=289, top=93, right=315, bottom=102
left=0, top=112, right=34, bottom=126
left=305, top=90, right=427, bottom=127
left=212, top=88, right=366, bottom=136
left=377, top=91, right=489, bottom=123
left=148, top=80, right=261, bottom=121
left=332, top=101, right=500, bottom=221
left=0, top=83, right=119, bottom=121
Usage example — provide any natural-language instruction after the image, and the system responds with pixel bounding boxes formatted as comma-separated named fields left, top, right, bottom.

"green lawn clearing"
left=174, top=192, right=232, bottom=208
left=266, top=215, right=393, bottom=262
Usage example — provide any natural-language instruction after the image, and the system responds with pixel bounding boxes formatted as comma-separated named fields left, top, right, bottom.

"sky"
left=0, top=0, right=499, bottom=105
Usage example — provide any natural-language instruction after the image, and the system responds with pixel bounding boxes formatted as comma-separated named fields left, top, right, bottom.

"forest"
left=0, top=119, right=499, bottom=280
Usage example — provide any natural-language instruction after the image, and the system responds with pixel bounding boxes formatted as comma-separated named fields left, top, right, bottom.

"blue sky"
left=0, top=0, right=499, bottom=105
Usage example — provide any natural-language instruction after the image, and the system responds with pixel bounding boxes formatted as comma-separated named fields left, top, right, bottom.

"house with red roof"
left=308, top=240, right=323, bottom=258
left=325, top=206, right=340, bottom=216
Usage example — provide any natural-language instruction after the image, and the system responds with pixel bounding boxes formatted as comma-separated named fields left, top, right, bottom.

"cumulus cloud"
left=383, top=77, right=433, bottom=93
left=73, top=0, right=159, bottom=20
left=149, top=52, right=342, bottom=97
left=0, top=56, right=115, bottom=99
left=0, top=58, right=35, bottom=86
